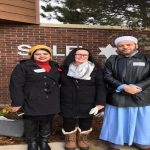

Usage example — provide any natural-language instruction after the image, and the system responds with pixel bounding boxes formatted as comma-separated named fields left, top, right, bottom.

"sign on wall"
left=17, top=44, right=117, bottom=59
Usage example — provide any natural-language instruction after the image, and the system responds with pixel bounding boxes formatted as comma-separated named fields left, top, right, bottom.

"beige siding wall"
left=0, top=0, right=39, bottom=24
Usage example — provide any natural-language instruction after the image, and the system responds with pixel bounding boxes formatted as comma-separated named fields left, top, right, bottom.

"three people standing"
left=9, top=35, right=150, bottom=150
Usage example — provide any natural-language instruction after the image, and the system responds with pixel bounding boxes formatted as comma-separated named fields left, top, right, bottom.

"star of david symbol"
left=99, top=44, right=117, bottom=59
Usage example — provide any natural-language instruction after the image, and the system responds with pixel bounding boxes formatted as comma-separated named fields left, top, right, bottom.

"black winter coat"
left=60, top=66, right=106, bottom=118
left=104, top=52, right=150, bottom=107
left=9, top=60, right=60, bottom=116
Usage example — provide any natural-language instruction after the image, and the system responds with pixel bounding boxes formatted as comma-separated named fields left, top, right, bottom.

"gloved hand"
left=89, top=106, right=99, bottom=116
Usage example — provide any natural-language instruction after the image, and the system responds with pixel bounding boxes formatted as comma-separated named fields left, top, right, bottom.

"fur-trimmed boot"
left=77, top=128, right=92, bottom=150
left=62, top=128, right=77, bottom=150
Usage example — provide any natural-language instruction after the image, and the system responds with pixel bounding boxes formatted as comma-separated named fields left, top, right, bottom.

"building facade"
left=0, top=23, right=150, bottom=104
left=0, top=0, right=39, bottom=24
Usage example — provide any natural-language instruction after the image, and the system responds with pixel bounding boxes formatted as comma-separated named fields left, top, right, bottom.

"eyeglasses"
left=75, top=54, right=89, bottom=57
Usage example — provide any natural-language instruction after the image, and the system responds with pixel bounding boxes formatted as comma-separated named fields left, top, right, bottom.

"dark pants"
left=63, top=117, right=93, bottom=132
left=24, top=115, right=53, bottom=142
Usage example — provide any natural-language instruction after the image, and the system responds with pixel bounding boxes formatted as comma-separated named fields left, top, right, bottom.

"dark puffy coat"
left=60, top=66, right=106, bottom=118
left=104, top=52, right=150, bottom=107
left=9, top=60, right=60, bottom=116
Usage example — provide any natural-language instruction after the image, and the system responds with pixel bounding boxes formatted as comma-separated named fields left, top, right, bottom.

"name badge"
left=34, top=69, right=45, bottom=73
left=133, top=62, right=145, bottom=66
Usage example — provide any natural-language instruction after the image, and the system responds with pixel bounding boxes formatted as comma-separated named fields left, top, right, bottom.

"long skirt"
left=99, top=104, right=150, bottom=146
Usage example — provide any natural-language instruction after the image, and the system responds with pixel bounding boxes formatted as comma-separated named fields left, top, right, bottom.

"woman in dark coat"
left=9, top=45, right=60, bottom=150
left=60, top=48, right=106, bottom=150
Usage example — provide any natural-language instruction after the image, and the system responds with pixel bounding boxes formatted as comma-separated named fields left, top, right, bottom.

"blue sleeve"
left=116, top=84, right=126, bottom=93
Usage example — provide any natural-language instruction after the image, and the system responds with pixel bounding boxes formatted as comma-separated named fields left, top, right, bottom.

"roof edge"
left=40, top=23, right=150, bottom=31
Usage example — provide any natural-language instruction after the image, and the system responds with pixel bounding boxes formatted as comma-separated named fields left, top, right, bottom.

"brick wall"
left=0, top=24, right=150, bottom=104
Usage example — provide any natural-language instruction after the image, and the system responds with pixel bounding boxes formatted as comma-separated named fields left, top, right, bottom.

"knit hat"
left=29, top=45, right=52, bottom=57
left=114, top=36, right=138, bottom=46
